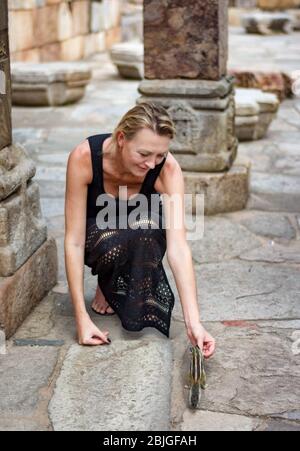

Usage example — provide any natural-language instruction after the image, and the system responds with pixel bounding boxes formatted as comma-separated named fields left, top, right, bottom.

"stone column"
left=138, top=0, right=250, bottom=215
left=0, top=0, right=58, bottom=344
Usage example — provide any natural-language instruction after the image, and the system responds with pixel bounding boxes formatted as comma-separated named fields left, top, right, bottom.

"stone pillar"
left=138, top=0, right=250, bottom=215
left=0, top=0, right=58, bottom=343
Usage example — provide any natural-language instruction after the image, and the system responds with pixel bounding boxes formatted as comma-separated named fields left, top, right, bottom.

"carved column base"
left=184, top=157, right=251, bottom=216
left=0, top=237, right=58, bottom=339
left=0, top=144, right=58, bottom=338
left=137, top=77, right=238, bottom=173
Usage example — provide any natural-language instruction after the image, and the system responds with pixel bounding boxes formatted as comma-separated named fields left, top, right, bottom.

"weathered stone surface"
left=49, top=340, right=172, bottom=431
left=0, top=180, right=47, bottom=276
left=170, top=321, right=300, bottom=427
left=240, top=241, right=300, bottom=263
left=8, top=9, right=35, bottom=53
left=8, top=0, right=47, bottom=9
left=183, top=157, right=250, bottom=216
left=197, top=322, right=300, bottom=417
left=288, top=8, right=300, bottom=30
left=231, top=211, right=296, bottom=240
left=105, top=25, right=122, bottom=50
left=138, top=78, right=238, bottom=173
left=259, top=419, right=300, bottom=431
left=242, top=12, right=293, bottom=35
left=14, top=338, right=64, bottom=346
left=57, top=1, right=73, bottom=42
left=90, top=1, right=105, bottom=33
left=229, top=69, right=292, bottom=101
left=0, top=346, right=58, bottom=416
left=0, top=329, right=5, bottom=354
left=0, top=32, right=12, bottom=150
left=0, top=237, right=58, bottom=338
left=144, top=0, right=228, bottom=80
left=34, top=4, right=60, bottom=47
left=235, top=88, right=280, bottom=141
left=71, top=0, right=90, bottom=36
left=171, top=261, right=300, bottom=322
left=249, top=172, right=300, bottom=212
left=0, top=144, right=36, bottom=200
left=189, top=217, right=261, bottom=264
left=109, top=41, right=144, bottom=79
left=103, top=0, right=122, bottom=30
left=121, top=0, right=143, bottom=42
left=11, top=62, right=92, bottom=106
left=258, top=0, right=300, bottom=10
left=180, top=410, right=259, bottom=431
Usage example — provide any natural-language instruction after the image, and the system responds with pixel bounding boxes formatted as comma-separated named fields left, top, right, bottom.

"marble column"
left=0, top=0, right=58, bottom=343
left=138, top=0, right=250, bottom=215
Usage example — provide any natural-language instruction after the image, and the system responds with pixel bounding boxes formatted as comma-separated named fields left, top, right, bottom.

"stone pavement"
left=1, top=41, right=300, bottom=430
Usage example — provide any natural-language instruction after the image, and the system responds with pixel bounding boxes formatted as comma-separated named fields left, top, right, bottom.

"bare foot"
left=92, top=285, right=115, bottom=314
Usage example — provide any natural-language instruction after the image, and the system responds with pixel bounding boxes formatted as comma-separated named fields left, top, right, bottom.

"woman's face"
left=117, top=128, right=170, bottom=176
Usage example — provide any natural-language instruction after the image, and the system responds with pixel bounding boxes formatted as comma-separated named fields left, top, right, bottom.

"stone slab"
left=183, top=158, right=250, bottom=215
left=196, top=321, right=300, bottom=417
left=0, top=237, right=58, bottom=338
left=0, top=346, right=59, bottom=417
left=180, top=410, right=259, bottom=431
left=189, top=216, right=262, bottom=264
left=0, top=181, right=47, bottom=277
left=242, top=12, right=293, bottom=35
left=170, top=321, right=300, bottom=426
left=249, top=172, right=300, bottom=212
left=231, top=211, right=296, bottom=240
left=49, top=340, right=173, bottom=431
left=11, top=62, right=92, bottom=106
left=170, top=260, right=300, bottom=323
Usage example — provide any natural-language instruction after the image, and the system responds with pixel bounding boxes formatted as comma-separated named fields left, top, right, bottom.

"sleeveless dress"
left=84, top=133, right=175, bottom=338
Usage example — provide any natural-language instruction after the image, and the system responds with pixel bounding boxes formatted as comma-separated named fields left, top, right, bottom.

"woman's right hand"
left=76, top=313, right=111, bottom=346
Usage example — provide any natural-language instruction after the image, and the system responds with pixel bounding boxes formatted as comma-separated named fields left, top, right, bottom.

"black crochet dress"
left=84, top=133, right=175, bottom=338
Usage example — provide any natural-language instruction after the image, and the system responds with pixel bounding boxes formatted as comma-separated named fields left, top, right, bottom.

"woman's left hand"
left=187, top=322, right=216, bottom=359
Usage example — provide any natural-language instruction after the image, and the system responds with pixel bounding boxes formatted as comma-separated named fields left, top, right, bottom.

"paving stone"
left=259, top=419, right=300, bottom=431
left=180, top=410, right=259, bottom=431
left=240, top=241, right=300, bottom=263
left=14, top=338, right=64, bottom=347
left=190, top=217, right=262, bottom=264
left=249, top=172, right=300, bottom=212
left=49, top=340, right=172, bottom=431
left=174, top=321, right=300, bottom=418
left=229, top=211, right=296, bottom=240
left=0, top=346, right=59, bottom=416
left=170, top=261, right=300, bottom=322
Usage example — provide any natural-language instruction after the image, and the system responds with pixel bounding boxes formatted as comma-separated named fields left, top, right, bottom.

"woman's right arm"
left=64, top=141, right=110, bottom=346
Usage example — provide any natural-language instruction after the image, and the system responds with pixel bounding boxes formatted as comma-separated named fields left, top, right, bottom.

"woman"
left=64, top=102, right=215, bottom=359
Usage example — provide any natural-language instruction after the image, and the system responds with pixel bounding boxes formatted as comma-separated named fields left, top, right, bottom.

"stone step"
left=48, top=338, right=173, bottom=431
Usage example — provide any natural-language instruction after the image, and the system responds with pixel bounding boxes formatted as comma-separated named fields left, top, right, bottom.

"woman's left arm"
left=160, top=155, right=215, bottom=359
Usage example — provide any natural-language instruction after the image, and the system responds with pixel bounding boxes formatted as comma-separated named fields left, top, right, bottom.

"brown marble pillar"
left=0, top=1, right=58, bottom=343
left=138, top=0, right=249, bottom=214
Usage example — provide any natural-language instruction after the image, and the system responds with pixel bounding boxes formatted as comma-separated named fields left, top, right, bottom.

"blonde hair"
left=105, top=102, right=176, bottom=156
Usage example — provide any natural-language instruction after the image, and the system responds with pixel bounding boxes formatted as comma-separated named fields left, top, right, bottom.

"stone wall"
left=229, top=0, right=257, bottom=6
left=258, top=0, right=300, bottom=9
left=8, top=0, right=122, bottom=62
